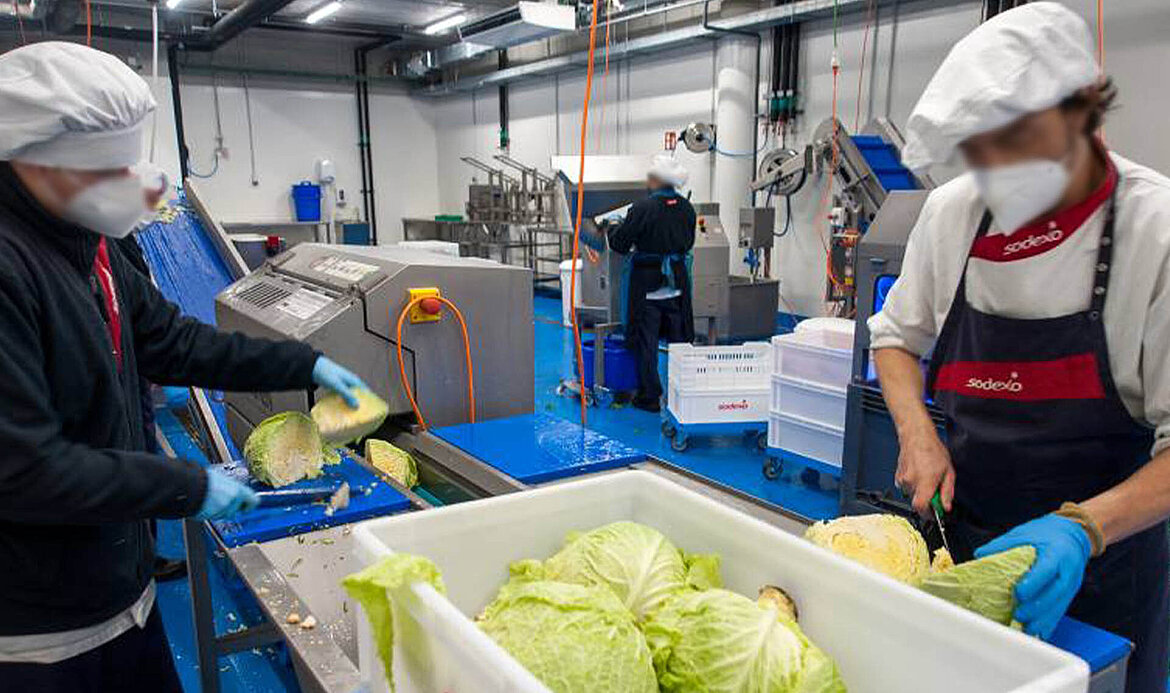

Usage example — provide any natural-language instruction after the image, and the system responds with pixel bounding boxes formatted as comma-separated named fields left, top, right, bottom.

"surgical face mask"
left=973, top=139, right=1076, bottom=234
left=61, top=173, right=149, bottom=239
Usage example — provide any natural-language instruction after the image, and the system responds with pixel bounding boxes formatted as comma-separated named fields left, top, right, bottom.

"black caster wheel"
left=755, top=431, right=768, bottom=451
left=763, top=458, right=782, bottom=480
left=670, top=435, right=689, bottom=452
left=800, top=467, right=821, bottom=486
left=661, top=421, right=677, bottom=437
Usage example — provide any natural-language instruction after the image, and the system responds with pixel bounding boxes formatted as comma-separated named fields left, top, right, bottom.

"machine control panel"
left=738, top=207, right=775, bottom=249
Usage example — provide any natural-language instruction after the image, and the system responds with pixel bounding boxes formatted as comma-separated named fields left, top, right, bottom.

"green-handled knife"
left=931, top=490, right=952, bottom=557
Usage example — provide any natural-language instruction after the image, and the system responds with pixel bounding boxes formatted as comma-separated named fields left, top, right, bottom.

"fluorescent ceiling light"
left=306, top=0, right=342, bottom=24
left=165, top=0, right=183, bottom=8
left=424, top=12, right=466, bottom=35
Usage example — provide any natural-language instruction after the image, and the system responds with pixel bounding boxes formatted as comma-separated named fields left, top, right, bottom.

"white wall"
left=424, top=0, right=1170, bottom=318
left=149, top=73, right=438, bottom=243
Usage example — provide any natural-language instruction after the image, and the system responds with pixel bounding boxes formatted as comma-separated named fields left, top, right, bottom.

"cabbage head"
left=243, top=411, right=325, bottom=487
left=539, top=521, right=722, bottom=619
left=311, top=388, right=389, bottom=447
left=920, top=546, right=1036, bottom=626
left=477, top=580, right=658, bottom=693
left=364, top=438, right=418, bottom=488
left=804, top=514, right=929, bottom=585
left=643, top=588, right=846, bottom=693
left=342, top=553, right=445, bottom=693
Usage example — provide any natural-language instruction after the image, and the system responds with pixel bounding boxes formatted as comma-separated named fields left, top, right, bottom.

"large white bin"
left=351, top=470, right=1087, bottom=693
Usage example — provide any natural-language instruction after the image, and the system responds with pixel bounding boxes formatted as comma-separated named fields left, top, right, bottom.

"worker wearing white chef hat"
left=603, top=153, right=697, bottom=411
left=0, top=42, right=368, bottom=690
left=871, top=4, right=1170, bottom=690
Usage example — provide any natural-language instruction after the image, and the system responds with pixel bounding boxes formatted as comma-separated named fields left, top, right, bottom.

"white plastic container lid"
left=795, top=317, right=855, bottom=349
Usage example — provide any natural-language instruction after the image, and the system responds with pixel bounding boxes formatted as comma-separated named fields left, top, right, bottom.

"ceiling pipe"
left=417, top=0, right=970, bottom=95
left=182, top=0, right=298, bottom=51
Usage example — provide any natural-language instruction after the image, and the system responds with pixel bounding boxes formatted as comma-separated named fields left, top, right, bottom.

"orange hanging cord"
left=393, top=297, right=476, bottom=432
left=569, top=0, right=604, bottom=428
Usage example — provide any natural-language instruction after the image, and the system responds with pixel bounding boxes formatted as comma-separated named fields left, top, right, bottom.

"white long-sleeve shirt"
left=868, top=153, right=1170, bottom=455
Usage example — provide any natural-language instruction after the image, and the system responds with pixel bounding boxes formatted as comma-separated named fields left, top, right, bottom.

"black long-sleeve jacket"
left=0, top=163, right=320, bottom=634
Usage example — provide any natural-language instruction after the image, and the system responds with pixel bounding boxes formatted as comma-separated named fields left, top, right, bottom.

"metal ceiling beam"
left=417, top=0, right=967, bottom=95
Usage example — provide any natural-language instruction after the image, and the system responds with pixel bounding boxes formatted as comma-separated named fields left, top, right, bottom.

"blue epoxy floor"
left=157, top=292, right=837, bottom=691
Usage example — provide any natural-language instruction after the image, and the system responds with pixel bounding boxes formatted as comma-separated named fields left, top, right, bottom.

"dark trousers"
left=0, top=606, right=183, bottom=693
left=629, top=296, right=687, bottom=403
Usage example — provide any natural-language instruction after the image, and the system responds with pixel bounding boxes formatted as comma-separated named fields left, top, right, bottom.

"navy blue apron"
left=619, top=188, right=693, bottom=330
left=925, top=190, right=1169, bottom=693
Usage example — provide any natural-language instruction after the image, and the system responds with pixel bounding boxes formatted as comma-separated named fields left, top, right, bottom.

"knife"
left=931, top=490, right=952, bottom=557
left=255, top=482, right=350, bottom=510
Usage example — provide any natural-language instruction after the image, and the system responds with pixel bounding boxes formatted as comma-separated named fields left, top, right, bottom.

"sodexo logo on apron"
left=965, top=372, right=1023, bottom=393
left=935, top=353, right=1106, bottom=401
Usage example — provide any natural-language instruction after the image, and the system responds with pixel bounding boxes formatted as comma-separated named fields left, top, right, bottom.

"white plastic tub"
left=351, top=470, right=1088, bottom=693
left=768, top=410, right=846, bottom=467
left=794, top=316, right=855, bottom=349
left=771, top=374, right=848, bottom=429
left=772, top=332, right=853, bottom=388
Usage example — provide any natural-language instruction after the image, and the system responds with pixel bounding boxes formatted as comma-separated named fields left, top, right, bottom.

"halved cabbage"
left=243, top=411, right=325, bottom=487
left=311, top=388, right=389, bottom=447
left=364, top=438, right=418, bottom=488
left=804, top=514, right=930, bottom=585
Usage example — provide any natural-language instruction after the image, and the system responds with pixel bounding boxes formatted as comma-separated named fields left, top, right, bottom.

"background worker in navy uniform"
left=606, top=155, right=697, bottom=412
left=871, top=5, right=1170, bottom=691
left=0, top=42, right=367, bottom=692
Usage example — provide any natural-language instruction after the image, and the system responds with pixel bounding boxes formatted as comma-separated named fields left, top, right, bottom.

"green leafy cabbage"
left=536, top=521, right=722, bottom=620
left=804, top=514, right=930, bottom=585
left=920, top=546, right=1036, bottom=626
left=311, top=388, right=389, bottom=447
left=342, top=554, right=445, bottom=693
left=243, top=411, right=325, bottom=487
left=643, top=588, right=846, bottom=693
left=364, top=438, right=418, bottom=488
left=477, top=579, right=659, bottom=693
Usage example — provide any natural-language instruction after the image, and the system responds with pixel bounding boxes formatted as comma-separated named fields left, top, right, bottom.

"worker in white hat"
left=870, top=4, right=1170, bottom=689
left=604, top=153, right=697, bottom=411
left=0, top=42, right=368, bottom=690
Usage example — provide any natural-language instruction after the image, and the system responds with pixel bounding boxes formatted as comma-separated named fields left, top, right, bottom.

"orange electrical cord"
left=568, top=0, right=603, bottom=428
left=1095, top=0, right=1105, bottom=69
left=393, top=296, right=476, bottom=432
left=85, top=0, right=92, bottom=45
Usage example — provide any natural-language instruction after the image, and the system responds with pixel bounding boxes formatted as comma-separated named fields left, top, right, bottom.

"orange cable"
left=393, top=297, right=476, bottom=432
left=1096, top=0, right=1105, bottom=69
left=569, top=0, right=603, bottom=427
left=85, top=0, right=92, bottom=46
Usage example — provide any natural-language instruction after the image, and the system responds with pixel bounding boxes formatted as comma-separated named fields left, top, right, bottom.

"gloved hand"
left=975, top=514, right=1092, bottom=640
left=196, top=468, right=260, bottom=520
left=312, top=356, right=368, bottom=408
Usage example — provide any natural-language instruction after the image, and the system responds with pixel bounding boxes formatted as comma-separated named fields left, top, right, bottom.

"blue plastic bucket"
left=577, top=337, right=640, bottom=392
left=291, top=181, right=322, bottom=222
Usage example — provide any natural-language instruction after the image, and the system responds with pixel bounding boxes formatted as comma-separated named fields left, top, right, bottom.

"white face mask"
left=973, top=143, right=1075, bottom=234
left=61, top=173, right=149, bottom=239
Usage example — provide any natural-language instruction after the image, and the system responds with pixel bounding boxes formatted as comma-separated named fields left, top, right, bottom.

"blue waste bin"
left=291, top=181, right=322, bottom=222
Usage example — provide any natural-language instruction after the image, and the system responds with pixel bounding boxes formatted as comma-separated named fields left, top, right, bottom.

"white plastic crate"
left=771, top=374, right=848, bottom=429
left=667, top=342, right=772, bottom=392
left=794, top=317, right=855, bottom=349
left=768, top=410, right=846, bottom=467
left=350, top=470, right=1088, bottom=693
left=772, top=332, right=853, bottom=389
left=667, top=383, right=770, bottom=425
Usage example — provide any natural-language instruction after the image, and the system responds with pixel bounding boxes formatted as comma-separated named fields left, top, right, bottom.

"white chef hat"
left=648, top=153, right=689, bottom=188
left=901, top=2, right=1099, bottom=172
left=0, top=41, right=156, bottom=170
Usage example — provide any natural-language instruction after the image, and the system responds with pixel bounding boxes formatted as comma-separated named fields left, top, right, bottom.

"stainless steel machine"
left=215, top=243, right=535, bottom=446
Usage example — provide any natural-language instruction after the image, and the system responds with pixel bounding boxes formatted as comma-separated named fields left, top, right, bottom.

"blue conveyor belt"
left=431, top=412, right=646, bottom=484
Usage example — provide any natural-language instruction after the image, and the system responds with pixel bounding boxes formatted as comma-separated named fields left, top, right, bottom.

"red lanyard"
left=92, top=238, right=123, bottom=370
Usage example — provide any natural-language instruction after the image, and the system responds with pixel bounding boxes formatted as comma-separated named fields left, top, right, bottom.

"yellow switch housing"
left=408, top=287, right=442, bottom=323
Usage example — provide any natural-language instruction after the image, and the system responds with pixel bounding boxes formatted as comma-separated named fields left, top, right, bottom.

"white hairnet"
left=648, top=154, right=689, bottom=188
left=0, top=42, right=156, bottom=170
left=901, top=2, right=1098, bottom=172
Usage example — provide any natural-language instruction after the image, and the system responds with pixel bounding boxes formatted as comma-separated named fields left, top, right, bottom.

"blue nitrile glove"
left=312, top=356, right=368, bottom=408
left=196, top=468, right=260, bottom=520
left=975, top=514, right=1092, bottom=640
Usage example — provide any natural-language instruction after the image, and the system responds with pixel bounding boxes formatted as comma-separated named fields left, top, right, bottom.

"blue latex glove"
left=312, top=356, right=368, bottom=408
left=975, top=514, right=1092, bottom=640
left=196, top=468, right=260, bottom=520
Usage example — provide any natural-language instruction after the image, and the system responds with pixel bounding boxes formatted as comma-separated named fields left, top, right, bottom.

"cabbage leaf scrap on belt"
left=920, top=546, right=1036, bottom=626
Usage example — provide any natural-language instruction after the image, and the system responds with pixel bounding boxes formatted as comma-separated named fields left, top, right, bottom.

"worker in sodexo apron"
left=0, top=43, right=368, bottom=691
left=606, top=155, right=697, bottom=412
left=870, top=5, right=1170, bottom=691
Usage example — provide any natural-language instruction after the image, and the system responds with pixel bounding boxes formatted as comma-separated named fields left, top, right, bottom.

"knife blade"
left=931, top=490, right=952, bottom=557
